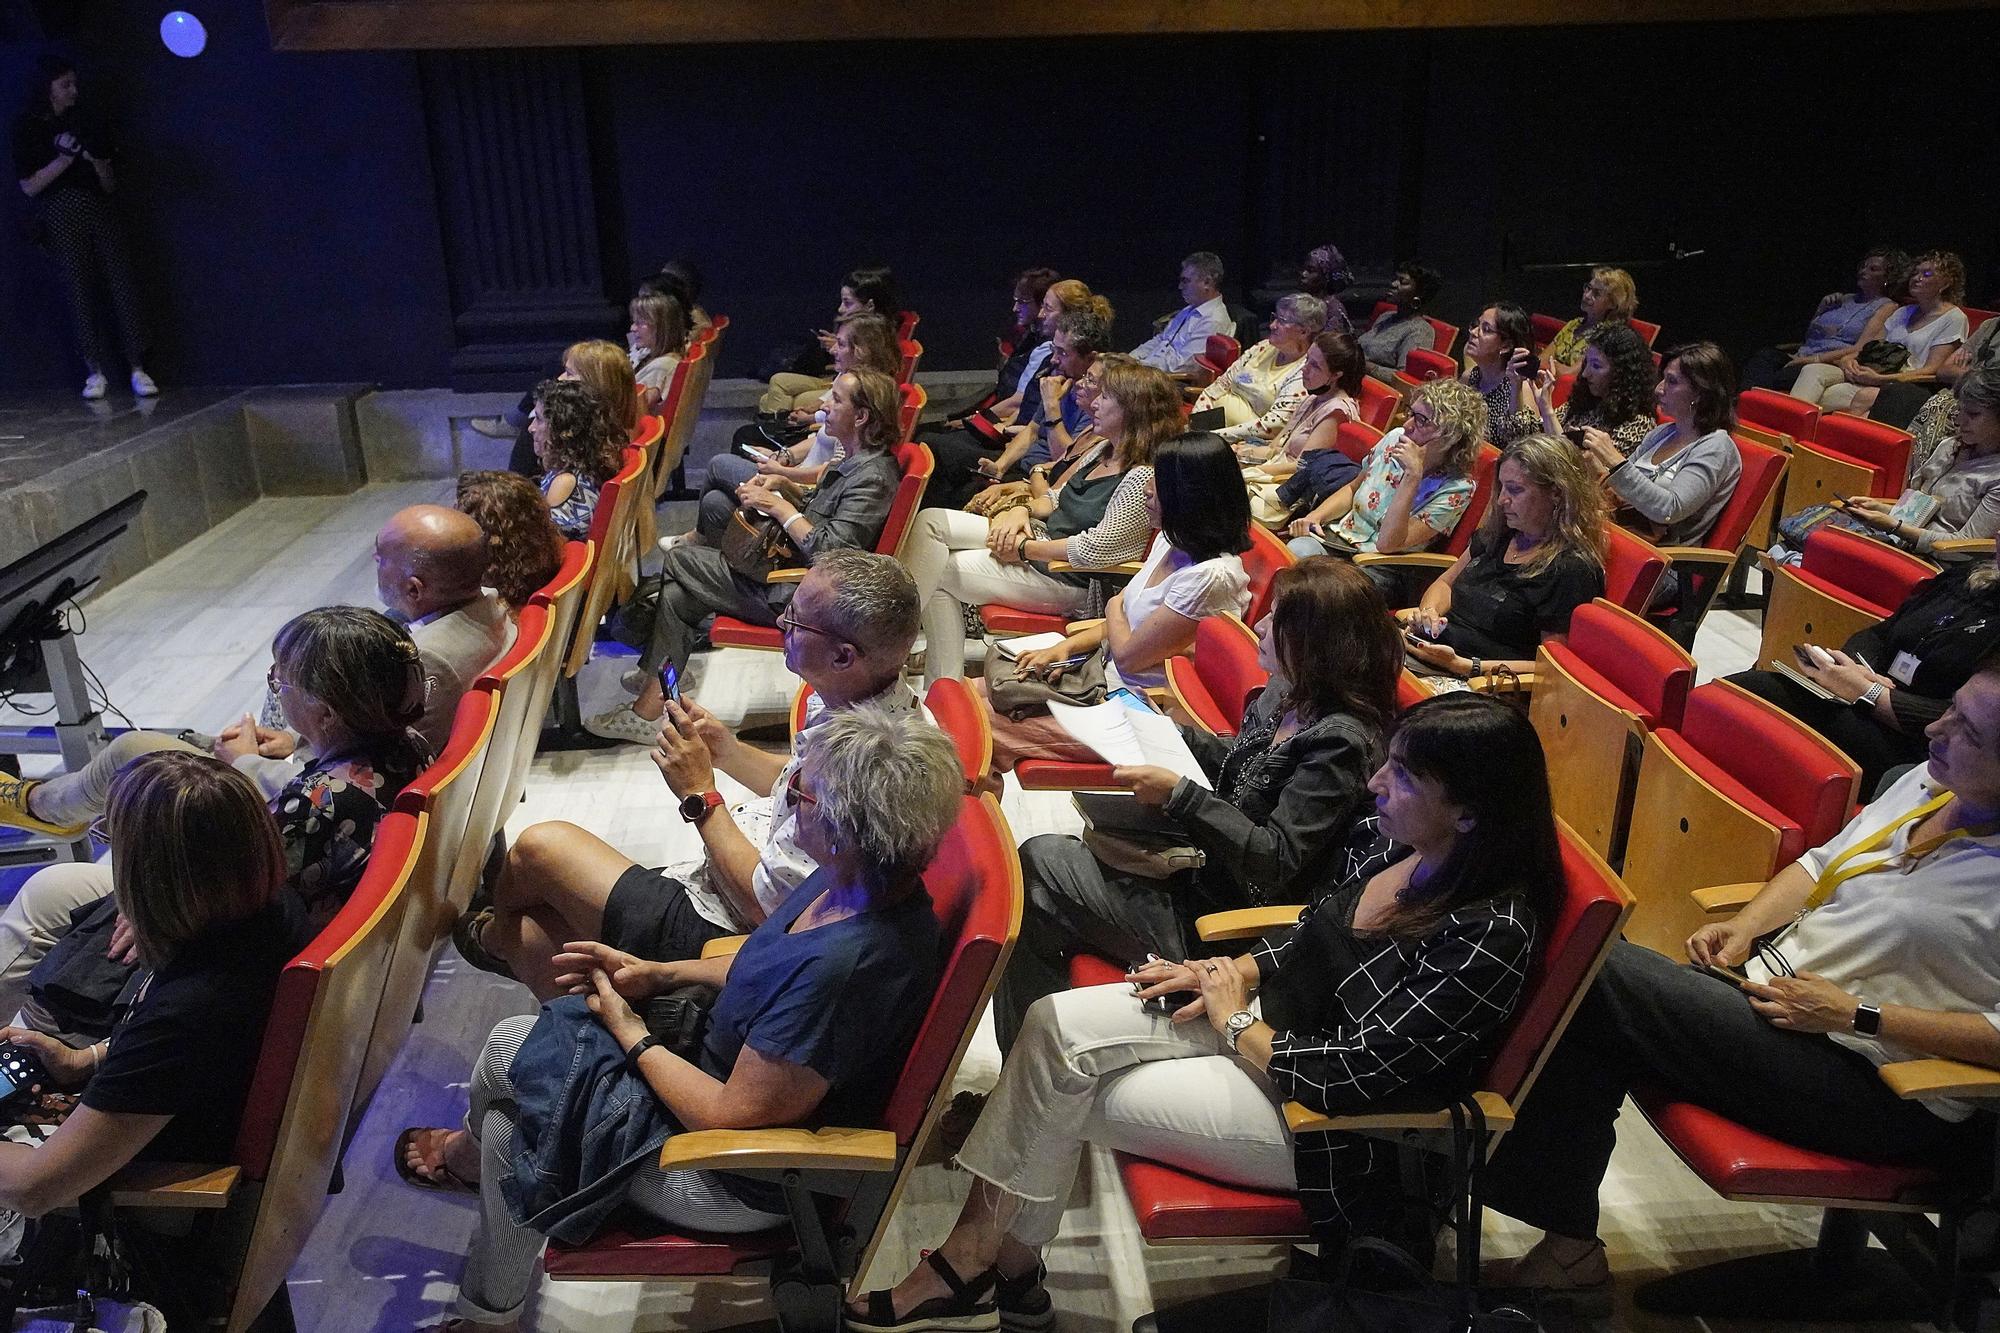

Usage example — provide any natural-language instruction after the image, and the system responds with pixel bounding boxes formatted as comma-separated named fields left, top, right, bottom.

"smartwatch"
left=625, top=1034, right=660, bottom=1071
left=1857, top=681, right=1887, bottom=710
left=1852, top=1000, right=1883, bottom=1037
left=679, top=790, right=724, bottom=825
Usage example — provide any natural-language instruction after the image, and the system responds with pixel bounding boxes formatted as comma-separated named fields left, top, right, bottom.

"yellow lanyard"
left=1806, top=791, right=1993, bottom=908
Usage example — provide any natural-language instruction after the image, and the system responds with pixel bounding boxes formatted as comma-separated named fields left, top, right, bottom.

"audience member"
left=992, top=556, right=1400, bottom=1049
left=640, top=257, right=710, bottom=330
left=1286, top=377, right=1487, bottom=559
left=1298, top=242, right=1356, bottom=334
left=1730, top=534, right=2000, bottom=793
left=1359, top=262, right=1443, bottom=381
left=1520, top=322, right=1657, bottom=459
left=959, top=307, right=1112, bottom=493
left=0, top=607, right=428, bottom=1031
left=1886, top=307, right=2000, bottom=440
left=1790, top=250, right=1968, bottom=414
left=977, top=432, right=1252, bottom=769
left=564, top=339, right=641, bottom=439
left=1484, top=663, right=2000, bottom=1303
left=1838, top=367, right=2000, bottom=554
left=414, top=707, right=959, bottom=1333
left=455, top=470, right=566, bottom=614
left=851, top=694, right=1559, bottom=1330
left=909, top=356, right=1174, bottom=686
left=1192, top=293, right=1327, bottom=447
left=987, top=265, right=1061, bottom=387
left=1242, top=330, right=1367, bottom=527
left=1400, top=434, right=1607, bottom=679
left=935, top=278, right=1108, bottom=440
left=0, top=754, right=293, bottom=1323
left=1130, top=252, right=1233, bottom=374
left=1583, top=341, right=1740, bottom=548
left=1542, top=268, right=1640, bottom=375
left=627, top=292, right=689, bottom=416
left=758, top=266, right=901, bottom=415
left=450, top=552, right=921, bottom=995
left=588, top=370, right=904, bottom=741
left=530, top=379, right=625, bottom=541
left=1461, top=301, right=1538, bottom=447
left=370, top=505, right=516, bottom=746
left=1739, top=248, right=1906, bottom=392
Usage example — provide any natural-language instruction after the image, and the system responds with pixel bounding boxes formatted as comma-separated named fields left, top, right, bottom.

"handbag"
left=983, top=643, right=1109, bottom=720
left=1855, top=339, right=1910, bottom=374
left=1267, top=1239, right=1540, bottom=1333
left=27, top=899, right=139, bottom=1041
left=717, top=479, right=807, bottom=581
left=1080, top=826, right=1206, bottom=880
left=642, top=983, right=716, bottom=1061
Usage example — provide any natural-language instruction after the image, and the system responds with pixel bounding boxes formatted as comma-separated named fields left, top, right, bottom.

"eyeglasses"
left=1753, top=938, right=1796, bottom=979
left=1407, top=410, right=1439, bottom=429
left=267, top=665, right=300, bottom=696
left=776, top=608, right=850, bottom=649
left=784, top=768, right=819, bottom=810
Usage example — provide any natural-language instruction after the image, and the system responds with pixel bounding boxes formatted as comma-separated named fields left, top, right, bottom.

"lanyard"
left=1807, top=791, right=1997, bottom=908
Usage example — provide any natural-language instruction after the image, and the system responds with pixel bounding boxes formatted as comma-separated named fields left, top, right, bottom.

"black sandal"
left=451, top=906, right=517, bottom=981
left=847, top=1249, right=998, bottom=1332
left=995, top=1261, right=1054, bottom=1333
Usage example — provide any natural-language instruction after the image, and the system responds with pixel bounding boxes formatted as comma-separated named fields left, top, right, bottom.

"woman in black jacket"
left=990, top=556, right=1402, bottom=1050
left=1729, top=534, right=2000, bottom=793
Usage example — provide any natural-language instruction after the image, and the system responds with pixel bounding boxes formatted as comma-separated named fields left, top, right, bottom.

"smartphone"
left=1792, top=643, right=1834, bottom=672
left=658, top=661, right=681, bottom=706
left=1142, top=990, right=1201, bottom=1017
left=0, top=1043, right=51, bottom=1104
left=1697, top=962, right=1752, bottom=990
left=1562, top=426, right=1589, bottom=448
left=1106, top=687, right=1158, bottom=714
left=742, top=444, right=778, bottom=463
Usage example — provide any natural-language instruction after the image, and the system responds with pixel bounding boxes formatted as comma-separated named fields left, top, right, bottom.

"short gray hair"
left=1054, top=307, right=1113, bottom=355
left=1957, top=365, right=2000, bottom=418
left=1181, top=251, right=1225, bottom=287
left=1275, top=292, right=1328, bottom=335
left=804, top=707, right=963, bottom=891
left=808, top=549, right=920, bottom=659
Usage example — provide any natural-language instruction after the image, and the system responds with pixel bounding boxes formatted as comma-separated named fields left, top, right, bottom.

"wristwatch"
left=625, top=1034, right=661, bottom=1071
left=679, top=790, right=724, bottom=825
left=1224, top=1010, right=1257, bottom=1052
left=1856, top=681, right=1887, bottom=709
left=1852, top=1000, right=1883, bottom=1037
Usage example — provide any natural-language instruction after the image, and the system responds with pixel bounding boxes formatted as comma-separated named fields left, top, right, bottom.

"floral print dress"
left=276, top=739, right=428, bottom=941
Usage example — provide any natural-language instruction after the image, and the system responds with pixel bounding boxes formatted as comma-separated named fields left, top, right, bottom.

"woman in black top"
left=852, top=695, right=1559, bottom=1333
left=0, top=753, right=290, bottom=1307
left=1403, top=433, right=1607, bottom=678
left=13, top=55, right=155, bottom=401
left=990, top=556, right=1402, bottom=1050
left=1729, top=535, right=2000, bottom=792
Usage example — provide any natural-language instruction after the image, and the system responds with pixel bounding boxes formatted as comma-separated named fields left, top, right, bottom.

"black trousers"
left=1726, top=668, right=1924, bottom=796
left=40, top=190, right=148, bottom=372
left=1482, top=941, right=1977, bottom=1239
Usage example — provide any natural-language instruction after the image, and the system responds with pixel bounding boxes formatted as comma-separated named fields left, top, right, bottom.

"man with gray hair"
left=1130, top=250, right=1234, bottom=374
left=452, top=550, right=925, bottom=993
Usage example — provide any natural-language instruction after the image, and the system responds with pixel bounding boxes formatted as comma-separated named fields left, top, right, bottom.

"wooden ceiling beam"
left=265, top=0, right=1968, bottom=50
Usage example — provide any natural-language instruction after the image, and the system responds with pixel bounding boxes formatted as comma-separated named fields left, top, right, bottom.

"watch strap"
left=1857, top=681, right=1886, bottom=709
left=681, top=790, right=724, bottom=824
left=1225, top=1010, right=1256, bottom=1051
left=625, top=1034, right=660, bottom=1070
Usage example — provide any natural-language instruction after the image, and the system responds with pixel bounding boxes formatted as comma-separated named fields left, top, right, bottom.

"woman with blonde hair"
left=563, top=339, right=641, bottom=437
left=628, top=291, right=690, bottom=415
left=1401, top=433, right=1608, bottom=679
left=1543, top=267, right=1639, bottom=375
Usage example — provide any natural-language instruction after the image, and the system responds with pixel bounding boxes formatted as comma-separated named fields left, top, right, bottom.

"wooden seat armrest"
left=1931, top=538, right=1993, bottom=558
left=1352, top=552, right=1456, bottom=570
left=767, top=567, right=808, bottom=584
left=1655, top=544, right=1739, bottom=570
left=658, top=1126, right=898, bottom=1173
left=1195, top=905, right=1304, bottom=942
left=1063, top=618, right=1106, bottom=634
left=1047, top=559, right=1145, bottom=576
left=1467, top=669, right=1534, bottom=694
left=1878, top=1059, right=2000, bottom=1102
left=1285, top=1091, right=1516, bottom=1136
left=108, top=1162, right=241, bottom=1209
left=699, top=934, right=749, bottom=960
left=1689, top=881, right=1764, bottom=914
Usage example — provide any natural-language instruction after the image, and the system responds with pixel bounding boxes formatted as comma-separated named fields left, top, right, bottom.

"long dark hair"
left=1312, top=331, right=1366, bottom=399
left=1154, top=431, right=1251, bottom=562
left=24, top=53, right=74, bottom=118
left=1566, top=322, right=1655, bottom=427
left=1269, top=557, right=1398, bottom=732
left=1377, top=694, right=1562, bottom=939
left=845, top=266, right=901, bottom=321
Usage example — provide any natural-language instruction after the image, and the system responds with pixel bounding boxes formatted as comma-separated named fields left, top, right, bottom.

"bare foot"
left=399, top=1126, right=481, bottom=1191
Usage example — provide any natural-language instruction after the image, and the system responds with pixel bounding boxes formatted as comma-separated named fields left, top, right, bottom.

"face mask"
left=813, top=408, right=829, bottom=427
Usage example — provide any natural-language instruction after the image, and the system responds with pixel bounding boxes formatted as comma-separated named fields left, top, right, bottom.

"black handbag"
left=1855, top=339, right=1910, bottom=374
left=642, top=983, right=716, bottom=1061
left=27, top=898, right=139, bottom=1040
left=1267, top=1240, right=1540, bottom=1333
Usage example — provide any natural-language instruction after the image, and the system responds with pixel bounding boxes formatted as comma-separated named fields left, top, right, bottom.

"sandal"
left=394, top=1126, right=479, bottom=1195
left=847, top=1250, right=998, bottom=1332
left=995, top=1261, right=1054, bottom=1333
left=451, top=906, right=517, bottom=981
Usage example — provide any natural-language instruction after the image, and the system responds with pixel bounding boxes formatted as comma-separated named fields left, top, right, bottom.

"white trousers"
left=903, top=508, right=1095, bottom=685
left=1789, top=362, right=1865, bottom=412
left=955, top=983, right=1295, bottom=1247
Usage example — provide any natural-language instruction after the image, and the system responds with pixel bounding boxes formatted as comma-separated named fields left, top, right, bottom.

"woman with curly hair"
left=1790, top=250, right=1969, bottom=415
left=530, top=379, right=625, bottom=540
left=1521, top=321, right=1657, bottom=461
left=455, top=470, right=566, bottom=613
left=563, top=339, right=641, bottom=438
left=1286, top=376, right=1488, bottom=558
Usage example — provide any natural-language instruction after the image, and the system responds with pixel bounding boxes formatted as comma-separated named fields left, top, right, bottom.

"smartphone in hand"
left=658, top=662, right=681, bottom=706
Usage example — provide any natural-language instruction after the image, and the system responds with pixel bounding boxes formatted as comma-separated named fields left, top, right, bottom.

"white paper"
left=993, top=632, right=1069, bottom=661
left=1046, top=699, right=1212, bottom=788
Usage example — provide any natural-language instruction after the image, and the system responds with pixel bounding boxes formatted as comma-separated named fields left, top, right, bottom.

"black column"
left=419, top=48, right=621, bottom=389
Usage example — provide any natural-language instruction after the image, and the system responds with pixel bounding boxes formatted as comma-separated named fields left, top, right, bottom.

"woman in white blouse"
left=975, top=432, right=1254, bottom=771
left=1193, top=293, right=1327, bottom=447
left=1790, top=250, right=1969, bottom=415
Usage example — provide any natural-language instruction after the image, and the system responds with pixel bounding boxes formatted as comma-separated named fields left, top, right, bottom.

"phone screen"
left=0, top=1044, right=47, bottom=1103
left=658, top=662, right=680, bottom=705
left=1106, top=687, right=1157, bottom=714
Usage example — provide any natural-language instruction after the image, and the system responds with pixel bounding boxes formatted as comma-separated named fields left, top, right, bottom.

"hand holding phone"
left=1697, top=961, right=1751, bottom=990
left=0, top=1042, right=52, bottom=1104
left=658, top=662, right=681, bottom=705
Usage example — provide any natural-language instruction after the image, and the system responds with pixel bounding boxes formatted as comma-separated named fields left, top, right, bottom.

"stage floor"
left=0, top=388, right=243, bottom=494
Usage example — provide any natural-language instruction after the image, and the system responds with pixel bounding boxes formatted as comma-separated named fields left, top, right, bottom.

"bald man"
left=374, top=504, right=516, bottom=749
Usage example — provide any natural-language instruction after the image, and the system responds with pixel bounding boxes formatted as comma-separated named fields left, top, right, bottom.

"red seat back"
left=1356, top=377, right=1399, bottom=430
left=1186, top=616, right=1267, bottom=735
left=1242, top=524, right=1296, bottom=624
left=1603, top=525, right=1667, bottom=614
left=1629, top=317, right=1662, bottom=346
left=1557, top=599, right=1696, bottom=729
left=1438, top=443, right=1502, bottom=558
left=1701, top=434, right=1788, bottom=552
left=1550, top=373, right=1575, bottom=408
left=1401, top=347, right=1457, bottom=384
left=1797, top=526, right=1935, bottom=617
left=898, top=383, right=926, bottom=442
left=898, top=339, right=922, bottom=385
left=897, top=310, right=920, bottom=340
left=1395, top=670, right=1432, bottom=711
left=924, top=678, right=993, bottom=783
left=1675, top=682, right=1858, bottom=857
left=1963, top=306, right=1996, bottom=335
left=1530, top=313, right=1565, bottom=352
left=1195, top=333, right=1243, bottom=378
left=1737, top=387, right=1820, bottom=444
left=1423, top=315, right=1458, bottom=358
left=1812, top=414, right=1914, bottom=500
left=1479, top=828, right=1632, bottom=1103
left=1334, top=419, right=1384, bottom=464
left=880, top=442, right=935, bottom=558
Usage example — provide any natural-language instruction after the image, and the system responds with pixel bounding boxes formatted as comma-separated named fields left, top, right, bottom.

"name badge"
left=1889, top=651, right=1920, bottom=685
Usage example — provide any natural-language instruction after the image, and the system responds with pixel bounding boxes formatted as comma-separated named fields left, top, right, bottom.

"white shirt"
left=1131, top=296, right=1233, bottom=374
left=1106, top=535, right=1250, bottom=691
left=1884, top=304, right=1969, bottom=372
left=1748, top=764, right=2000, bottom=1120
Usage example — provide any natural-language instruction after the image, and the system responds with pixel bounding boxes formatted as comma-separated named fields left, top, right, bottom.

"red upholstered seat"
left=1116, top=1156, right=1311, bottom=1242
left=1737, top=387, right=1821, bottom=444
left=1164, top=615, right=1264, bottom=737
left=1530, top=312, right=1565, bottom=352
left=1634, top=1093, right=1945, bottom=1206
left=1356, top=378, right=1399, bottom=431
left=1335, top=419, right=1385, bottom=464
left=1195, top=333, right=1242, bottom=379
left=1603, top=526, right=1667, bottom=615
left=542, top=1224, right=794, bottom=1279
left=980, top=604, right=1068, bottom=637
left=1674, top=682, right=1858, bottom=852
left=1796, top=526, right=1935, bottom=619
left=1558, top=601, right=1695, bottom=729
left=1067, top=953, right=1126, bottom=989
left=1395, top=347, right=1457, bottom=388
left=1017, top=759, right=1119, bottom=791
left=1443, top=444, right=1502, bottom=558
left=1242, top=525, right=1294, bottom=624
left=1811, top=414, right=1913, bottom=500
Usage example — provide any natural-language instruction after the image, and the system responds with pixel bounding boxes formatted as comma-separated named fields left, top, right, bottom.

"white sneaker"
left=129, top=369, right=159, bottom=397
left=658, top=532, right=696, bottom=555
left=80, top=373, right=107, bottom=400
left=583, top=703, right=662, bottom=745
left=620, top=666, right=650, bottom=694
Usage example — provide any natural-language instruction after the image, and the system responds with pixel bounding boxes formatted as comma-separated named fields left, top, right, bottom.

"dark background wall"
left=3, top=4, right=1995, bottom=392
